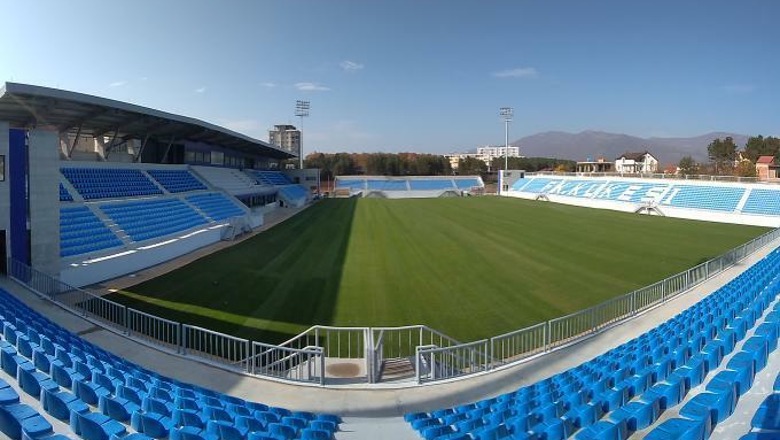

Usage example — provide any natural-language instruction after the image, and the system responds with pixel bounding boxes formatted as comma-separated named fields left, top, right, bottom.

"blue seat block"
left=645, top=417, right=708, bottom=440
left=130, top=411, right=174, bottom=438
left=572, top=420, right=626, bottom=440
left=99, top=395, right=140, bottom=423
left=0, top=403, right=53, bottom=440
left=0, top=380, right=21, bottom=405
left=300, top=428, right=333, bottom=440
left=79, top=412, right=127, bottom=440
left=615, top=398, right=661, bottom=432
left=17, top=365, right=59, bottom=398
left=742, top=336, right=769, bottom=372
left=726, top=354, right=756, bottom=391
left=751, top=394, right=780, bottom=430
left=471, top=424, right=510, bottom=440
left=41, top=388, right=88, bottom=421
left=682, top=390, right=735, bottom=426
left=169, top=426, right=219, bottom=440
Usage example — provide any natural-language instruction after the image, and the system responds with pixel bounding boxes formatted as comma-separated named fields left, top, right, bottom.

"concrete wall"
left=60, top=227, right=223, bottom=287
left=28, top=129, right=60, bottom=275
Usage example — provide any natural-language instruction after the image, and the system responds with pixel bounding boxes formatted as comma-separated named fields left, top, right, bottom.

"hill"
left=513, top=131, right=748, bottom=164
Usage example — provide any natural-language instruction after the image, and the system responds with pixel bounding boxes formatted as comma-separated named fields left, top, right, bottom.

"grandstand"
left=2, top=81, right=780, bottom=440
left=0, top=82, right=317, bottom=288
left=507, top=174, right=780, bottom=227
left=334, top=175, right=484, bottom=198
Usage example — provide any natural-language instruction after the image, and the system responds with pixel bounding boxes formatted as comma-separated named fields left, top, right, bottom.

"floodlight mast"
left=295, top=100, right=310, bottom=169
left=500, top=107, right=513, bottom=194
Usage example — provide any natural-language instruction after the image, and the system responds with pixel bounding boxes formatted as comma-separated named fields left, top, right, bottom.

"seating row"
left=249, top=172, right=292, bottom=187
left=100, top=199, right=207, bottom=242
left=406, top=247, right=780, bottom=440
left=335, top=177, right=484, bottom=193
left=0, top=288, right=340, bottom=440
left=59, top=207, right=123, bottom=258
left=147, top=170, right=207, bottom=194
left=185, top=193, right=246, bottom=221
left=512, top=177, right=780, bottom=216
left=61, top=169, right=162, bottom=201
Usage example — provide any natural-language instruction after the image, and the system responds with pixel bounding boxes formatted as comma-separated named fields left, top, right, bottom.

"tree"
left=678, top=156, right=697, bottom=176
left=707, top=137, right=737, bottom=175
left=743, top=135, right=780, bottom=163
left=734, top=160, right=757, bottom=178
left=458, top=157, right=487, bottom=175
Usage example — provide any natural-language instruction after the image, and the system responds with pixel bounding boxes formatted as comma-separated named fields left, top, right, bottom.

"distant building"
left=756, top=156, right=779, bottom=180
left=614, top=151, right=659, bottom=174
left=576, top=157, right=614, bottom=173
left=269, top=124, right=301, bottom=157
left=445, top=145, right=522, bottom=169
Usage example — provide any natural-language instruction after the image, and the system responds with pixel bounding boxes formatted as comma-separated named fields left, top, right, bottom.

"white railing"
left=6, top=225, right=780, bottom=386
left=250, top=342, right=324, bottom=384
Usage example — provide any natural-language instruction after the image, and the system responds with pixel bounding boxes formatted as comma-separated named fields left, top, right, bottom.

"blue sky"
left=1, top=0, right=777, bottom=153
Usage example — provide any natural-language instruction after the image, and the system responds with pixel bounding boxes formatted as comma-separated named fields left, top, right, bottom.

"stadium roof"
left=0, top=82, right=293, bottom=159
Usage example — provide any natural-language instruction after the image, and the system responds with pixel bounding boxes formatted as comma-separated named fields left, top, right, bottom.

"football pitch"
left=109, top=197, right=768, bottom=344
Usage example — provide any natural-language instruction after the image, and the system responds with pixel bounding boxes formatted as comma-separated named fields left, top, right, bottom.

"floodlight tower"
left=295, top=100, right=310, bottom=169
left=500, top=107, right=513, bottom=194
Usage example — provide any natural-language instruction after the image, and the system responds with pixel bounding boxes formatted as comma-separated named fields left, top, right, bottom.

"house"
left=756, top=156, right=779, bottom=181
left=614, top=151, right=659, bottom=174
left=576, top=157, right=614, bottom=173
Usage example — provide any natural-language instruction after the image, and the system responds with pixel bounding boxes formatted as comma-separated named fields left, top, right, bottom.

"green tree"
left=743, top=135, right=780, bottom=163
left=678, top=155, right=697, bottom=176
left=707, top=137, right=737, bottom=175
left=734, top=160, right=757, bottom=178
left=458, top=157, right=488, bottom=175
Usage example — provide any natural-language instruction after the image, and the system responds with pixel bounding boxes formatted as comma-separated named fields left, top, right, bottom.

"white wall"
left=60, top=227, right=223, bottom=287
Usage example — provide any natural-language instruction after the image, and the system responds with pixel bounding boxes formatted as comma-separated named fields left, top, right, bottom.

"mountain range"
left=506, top=131, right=749, bottom=164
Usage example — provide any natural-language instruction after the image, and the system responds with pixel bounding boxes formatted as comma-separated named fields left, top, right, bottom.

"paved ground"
left=2, top=230, right=778, bottom=439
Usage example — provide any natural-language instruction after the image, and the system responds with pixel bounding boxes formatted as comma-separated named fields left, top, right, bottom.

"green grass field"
left=109, top=197, right=768, bottom=344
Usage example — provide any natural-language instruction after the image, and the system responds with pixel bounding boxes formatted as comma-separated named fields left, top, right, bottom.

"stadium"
left=0, top=79, right=779, bottom=440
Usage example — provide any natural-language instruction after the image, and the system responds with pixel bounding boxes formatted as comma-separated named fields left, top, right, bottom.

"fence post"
left=179, top=323, right=186, bottom=355
left=244, top=340, right=251, bottom=373
left=545, top=321, right=551, bottom=352
left=319, top=350, right=325, bottom=386
left=123, top=306, right=129, bottom=335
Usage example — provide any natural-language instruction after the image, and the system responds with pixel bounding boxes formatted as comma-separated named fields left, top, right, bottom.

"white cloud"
left=260, top=82, right=277, bottom=88
left=295, top=82, right=331, bottom=92
left=340, top=60, right=365, bottom=72
left=721, top=84, right=755, bottom=94
left=492, top=67, right=538, bottom=79
left=195, top=87, right=206, bottom=94
left=109, top=81, right=127, bottom=87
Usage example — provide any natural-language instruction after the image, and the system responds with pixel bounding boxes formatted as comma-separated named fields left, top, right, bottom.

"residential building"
left=756, top=155, right=779, bottom=181
left=614, top=151, right=659, bottom=174
left=269, top=124, right=301, bottom=157
left=576, top=157, right=614, bottom=173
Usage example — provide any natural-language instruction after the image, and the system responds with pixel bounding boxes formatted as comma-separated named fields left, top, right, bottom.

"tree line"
left=678, top=135, right=780, bottom=177
left=305, top=152, right=452, bottom=181
left=457, top=156, right=576, bottom=175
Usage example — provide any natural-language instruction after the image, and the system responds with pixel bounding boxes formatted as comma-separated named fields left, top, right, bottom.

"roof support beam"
left=67, top=124, right=83, bottom=158
left=103, top=127, right=120, bottom=160
left=134, top=133, right=151, bottom=163
left=161, top=136, right=175, bottom=164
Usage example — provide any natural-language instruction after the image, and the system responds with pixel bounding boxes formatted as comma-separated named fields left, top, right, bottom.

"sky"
left=0, top=0, right=778, bottom=154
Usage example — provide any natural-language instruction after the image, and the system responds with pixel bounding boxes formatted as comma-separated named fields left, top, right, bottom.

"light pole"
left=295, top=100, right=310, bottom=169
left=500, top=107, right=513, bottom=194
